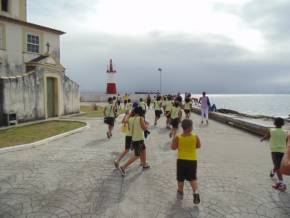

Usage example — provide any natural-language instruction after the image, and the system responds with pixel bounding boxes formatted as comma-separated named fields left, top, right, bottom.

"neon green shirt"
left=269, top=128, right=288, bottom=153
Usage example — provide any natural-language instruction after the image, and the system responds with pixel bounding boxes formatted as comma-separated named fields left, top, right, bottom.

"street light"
left=158, top=68, right=162, bottom=95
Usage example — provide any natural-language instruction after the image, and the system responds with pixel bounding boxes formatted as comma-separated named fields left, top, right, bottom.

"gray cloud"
left=28, top=0, right=290, bottom=94
left=61, top=32, right=290, bottom=93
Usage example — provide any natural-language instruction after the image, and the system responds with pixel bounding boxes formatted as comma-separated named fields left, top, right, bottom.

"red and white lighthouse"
left=106, top=59, right=117, bottom=94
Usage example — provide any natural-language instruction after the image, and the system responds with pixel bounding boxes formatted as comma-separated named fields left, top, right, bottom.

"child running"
left=184, top=96, right=193, bottom=119
left=171, top=119, right=201, bottom=205
left=103, top=97, right=116, bottom=138
left=165, top=95, right=173, bottom=129
left=139, top=98, right=147, bottom=117
left=125, top=99, right=132, bottom=115
left=114, top=110, right=135, bottom=168
left=170, top=100, right=182, bottom=138
left=261, top=117, right=288, bottom=191
left=119, top=106, right=150, bottom=176
left=154, top=96, right=163, bottom=126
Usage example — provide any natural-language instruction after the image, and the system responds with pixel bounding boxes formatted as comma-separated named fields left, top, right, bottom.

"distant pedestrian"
left=184, top=96, right=193, bottom=119
left=103, top=97, right=116, bottom=138
left=154, top=96, right=163, bottom=126
left=171, top=119, right=201, bottom=205
left=146, top=95, right=152, bottom=109
left=119, top=106, right=150, bottom=176
left=125, top=99, right=132, bottom=115
left=261, top=117, right=288, bottom=191
left=169, top=100, right=182, bottom=138
left=165, top=95, right=173, bottom=129
left=139, top=98, right=147, bottom=115
left=117, top=93, right=121, bottom=110
left=199, top=92, right=210, bottom=124
left=124, top=93, right=129, bottom=108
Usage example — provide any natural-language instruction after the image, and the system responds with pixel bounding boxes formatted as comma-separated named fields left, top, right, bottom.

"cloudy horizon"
left=28, top=0, right=290, bottom=94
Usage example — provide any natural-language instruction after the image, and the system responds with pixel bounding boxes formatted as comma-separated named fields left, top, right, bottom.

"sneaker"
left=114, top=160, right=119, bottom=169
left=193, top=193, right=200, bottom=204
left=272, top=183, right=287, bottom=191
left=177, top=190, right=184, bottom=199
left=177, top=190, right=184, bottom=195
left=119, top=166, right=126, bottom=177
left=106, top=132, right=110, bottom=139
left=270, top=169, right=275, bottom=178
left=142, top=164, right=150, bottom=170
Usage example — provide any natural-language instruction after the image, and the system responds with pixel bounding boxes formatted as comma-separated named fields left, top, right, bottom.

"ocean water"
left=189, top=94, right=290, bottom=118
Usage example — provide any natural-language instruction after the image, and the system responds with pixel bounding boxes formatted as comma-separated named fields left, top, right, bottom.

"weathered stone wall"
left=1, top=69, right=46, bottom=123
left=63, top=75, right=80, bottom=115
left=0, top=79, right=4, bottom=124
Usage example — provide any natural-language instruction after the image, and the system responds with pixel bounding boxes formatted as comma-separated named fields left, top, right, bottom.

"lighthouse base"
left=106, top=83, right=117, bottom=94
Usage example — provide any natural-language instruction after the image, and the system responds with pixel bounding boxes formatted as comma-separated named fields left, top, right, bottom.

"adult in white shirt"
left=199, top=92, right=210, bottom=124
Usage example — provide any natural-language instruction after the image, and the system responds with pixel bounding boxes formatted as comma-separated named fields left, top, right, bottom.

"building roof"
left=0, top=15, right=65, bottom=35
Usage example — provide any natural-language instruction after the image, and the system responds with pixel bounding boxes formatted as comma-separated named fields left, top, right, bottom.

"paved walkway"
left=0, top=109, right=290, bottom=218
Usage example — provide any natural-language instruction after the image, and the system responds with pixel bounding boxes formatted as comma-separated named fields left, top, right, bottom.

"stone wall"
left=0, top=66, right=80, bottom=126
left=63, top=75, right=80, bottom=115
left=0, top=70, right=45, bottom=124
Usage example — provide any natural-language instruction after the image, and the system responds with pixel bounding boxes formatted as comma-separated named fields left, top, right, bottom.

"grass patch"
left=80, top=105, right=126, bottom=117
left=0, top=120, right=86, bottom=148
left=80, top=105, right=105, bottom=117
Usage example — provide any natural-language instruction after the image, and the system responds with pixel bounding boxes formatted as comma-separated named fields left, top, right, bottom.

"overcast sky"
left=28, top=0, right=290, bottom=93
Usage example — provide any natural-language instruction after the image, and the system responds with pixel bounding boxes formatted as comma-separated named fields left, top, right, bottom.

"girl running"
left=114, top=110, right=135, bottom=168
left=119, top=106, right=150, bottom=176
left=103, top=97, right=116, bottom=138
left=170, top=101, right=182, bottom=138
left=184, top=97, right=193, bottom=119
left=154, top=96, right=163, bottom=126
left=165, top=95, right=173, bottom=129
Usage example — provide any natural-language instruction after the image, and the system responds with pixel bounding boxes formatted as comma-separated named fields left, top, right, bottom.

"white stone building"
left=0, top=0, right=80, bottom=126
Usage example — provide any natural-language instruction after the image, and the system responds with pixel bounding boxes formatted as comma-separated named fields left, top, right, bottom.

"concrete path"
left=0, top=109, right=290, bottom=218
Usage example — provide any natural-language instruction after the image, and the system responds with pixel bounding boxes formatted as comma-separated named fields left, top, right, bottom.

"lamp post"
left=158, top=68, right=162, bottom=95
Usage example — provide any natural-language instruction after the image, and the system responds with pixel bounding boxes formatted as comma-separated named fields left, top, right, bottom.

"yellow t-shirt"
left=154, top=100, right=162, bottom=110
left=178, top=133, right=198, bottom=160
left=131, top=116, right=145, bottom=141
left=184, top=102, right=192, bottom=110
left=165, top=101, right=173, bottom=112
left=171, top=106, right=181, bottom=119
left=105, top=104, right=115, bottom=117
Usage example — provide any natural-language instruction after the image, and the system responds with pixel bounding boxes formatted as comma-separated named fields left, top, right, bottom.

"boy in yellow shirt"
left=171, top=119, right=201, bottom=204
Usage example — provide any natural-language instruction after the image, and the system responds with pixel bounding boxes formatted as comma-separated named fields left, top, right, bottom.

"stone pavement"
left=0, top=109, right=290, bottom=218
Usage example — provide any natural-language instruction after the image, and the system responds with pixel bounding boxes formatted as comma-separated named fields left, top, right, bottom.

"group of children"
left=103, top=93, right=290, bottom=206
left=104, top=94, right=201, bottom=205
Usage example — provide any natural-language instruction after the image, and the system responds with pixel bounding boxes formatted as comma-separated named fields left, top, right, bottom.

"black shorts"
left=184, top=109, right=190, bottom=114
left=132, top=140, right=146, bottom=156
left=171, top=118, right=180, bottom=129
left=117, top=100, right=121, bottom=105
left=166, top=111, right=171, bottom=118
left=271, top=152, right=284, bottom=170
left=125, top=136, right=132, bottom=150
left=124, top=100, right=128, bottom=104
left=177, top=159, right=197, bottom=182
left=155, top=110, right=163, bottom=118
left=105, top=117, right=115, bottom=126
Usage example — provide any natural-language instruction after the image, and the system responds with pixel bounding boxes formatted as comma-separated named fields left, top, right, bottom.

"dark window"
left=1, top=0, right=9, bottom=12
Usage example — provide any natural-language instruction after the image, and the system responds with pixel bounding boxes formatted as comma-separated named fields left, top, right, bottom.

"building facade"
left=0, top=0, right=80, bottom=125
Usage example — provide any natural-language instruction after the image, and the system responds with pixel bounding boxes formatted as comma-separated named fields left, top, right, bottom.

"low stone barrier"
left=192, top=107, right=268, bottom=136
